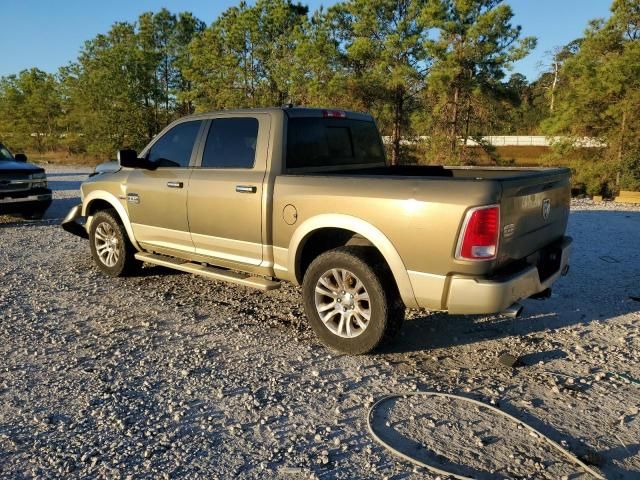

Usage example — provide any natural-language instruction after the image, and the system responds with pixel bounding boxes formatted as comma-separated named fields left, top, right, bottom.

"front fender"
left=287, top=214, right=418, bottom=309
left=83, top=190, right=141, bottom=251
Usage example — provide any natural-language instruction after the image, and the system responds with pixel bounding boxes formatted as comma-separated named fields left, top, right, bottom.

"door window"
left=201, top=118, right=259, bottom=169
left=147, top=120, right=202, bottom=168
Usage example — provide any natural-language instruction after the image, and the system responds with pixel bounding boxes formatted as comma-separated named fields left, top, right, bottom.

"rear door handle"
left=236, top=185, right=257, bottom=194
left=167, top=181, right=183, bottom=188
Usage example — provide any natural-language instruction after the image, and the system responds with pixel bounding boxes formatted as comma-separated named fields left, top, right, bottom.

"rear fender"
left=288, top=214, right=418, bottom=308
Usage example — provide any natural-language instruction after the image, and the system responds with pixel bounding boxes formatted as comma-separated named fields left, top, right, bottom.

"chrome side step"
left=134, top=252, right=281, bottom=291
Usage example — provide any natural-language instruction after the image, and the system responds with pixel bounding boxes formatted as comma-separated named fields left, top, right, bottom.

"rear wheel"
left=302, top=246, right=405, bottom=354
left=89, top=210, right=141, bottom=277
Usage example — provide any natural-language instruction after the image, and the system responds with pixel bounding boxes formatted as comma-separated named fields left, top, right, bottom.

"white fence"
left=382, top=135, right=606, bottom=148
left=465, top=136, right=605, bottom=148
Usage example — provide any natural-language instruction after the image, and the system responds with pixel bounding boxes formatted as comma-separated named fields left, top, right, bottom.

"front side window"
left=201, top=118, right=259, bottom=169
left=147, top=120, right=202, bottom=168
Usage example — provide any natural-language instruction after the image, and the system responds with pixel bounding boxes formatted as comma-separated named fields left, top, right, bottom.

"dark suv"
left=0, top=143, right=52, bottom=218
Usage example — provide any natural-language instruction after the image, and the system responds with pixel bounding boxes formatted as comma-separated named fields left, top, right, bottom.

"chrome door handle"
left=236, top=185, right=257, bottom=194
left=167, top=181, right=183, bottom=188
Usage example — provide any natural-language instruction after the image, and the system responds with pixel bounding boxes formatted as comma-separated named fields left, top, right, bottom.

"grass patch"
left=24, top=150, right=104, bottom=167
left=464, top=146, right=552, bottom=166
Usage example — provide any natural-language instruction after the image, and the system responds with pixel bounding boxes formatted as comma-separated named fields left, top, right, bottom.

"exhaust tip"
left=502, top=302, right=523, bottom=318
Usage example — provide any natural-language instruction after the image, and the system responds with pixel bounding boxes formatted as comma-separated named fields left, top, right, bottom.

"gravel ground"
left=1, top=166, right=639, bottom=479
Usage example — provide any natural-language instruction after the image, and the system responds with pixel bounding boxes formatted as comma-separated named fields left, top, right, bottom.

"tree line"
left=0, top=0, right=638, bottom=193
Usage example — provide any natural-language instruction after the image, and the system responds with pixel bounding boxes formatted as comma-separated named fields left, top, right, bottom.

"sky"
left=0, top=0, right=613, bottom=81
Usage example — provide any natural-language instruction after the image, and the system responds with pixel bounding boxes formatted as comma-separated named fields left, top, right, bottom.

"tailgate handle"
left=167, top=181, right=183, bottom=189
left=236, top=185, right=257, bottom=194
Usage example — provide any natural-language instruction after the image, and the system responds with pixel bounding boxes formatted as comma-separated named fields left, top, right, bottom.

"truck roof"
left=183, top=107, right=374, bottom=122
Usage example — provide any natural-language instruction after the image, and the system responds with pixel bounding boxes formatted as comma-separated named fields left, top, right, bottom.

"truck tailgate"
left=498, top=169, right=571, bottom=265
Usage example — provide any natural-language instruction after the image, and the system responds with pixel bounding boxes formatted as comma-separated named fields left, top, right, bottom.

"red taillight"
left=457, top=205, right=500, bottom=260
left=322, top=110, right=347, bottom=118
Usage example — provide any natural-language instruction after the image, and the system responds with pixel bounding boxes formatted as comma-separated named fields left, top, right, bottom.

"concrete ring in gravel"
left=367, top=392, right=605, bottom=480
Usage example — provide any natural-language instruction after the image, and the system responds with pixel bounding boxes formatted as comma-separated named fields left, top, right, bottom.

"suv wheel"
left=89, top=210, right=141, bottom=277
left=302, top=246, right=405, bottom=354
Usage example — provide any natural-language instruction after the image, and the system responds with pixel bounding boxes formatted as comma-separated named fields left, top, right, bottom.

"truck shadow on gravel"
left=47, top=179, right=84, bottom=191
left=382, top=210, right=640, bottom=355
left=0, top=197, right=81, bottom=226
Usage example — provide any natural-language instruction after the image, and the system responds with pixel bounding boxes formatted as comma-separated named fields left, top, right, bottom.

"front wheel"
left=89, top=210, right=141, bottom=277
left=302, top=246, right=405, bottom=354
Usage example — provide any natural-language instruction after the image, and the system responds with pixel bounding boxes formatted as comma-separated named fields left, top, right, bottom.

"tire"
left=302, top=246, right=405, bottom=354
left=89, top=209, right=141, bottom=277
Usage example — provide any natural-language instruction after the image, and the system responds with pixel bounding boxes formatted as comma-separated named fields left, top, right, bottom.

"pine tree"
left=423, top=0, right=535, bottom=161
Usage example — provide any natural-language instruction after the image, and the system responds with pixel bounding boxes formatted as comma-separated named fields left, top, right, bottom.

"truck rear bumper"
left=445, top=236, right=572, bottom=315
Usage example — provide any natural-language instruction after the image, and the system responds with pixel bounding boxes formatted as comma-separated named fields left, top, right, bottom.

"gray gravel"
left=1, top=166, right=639, bottom=479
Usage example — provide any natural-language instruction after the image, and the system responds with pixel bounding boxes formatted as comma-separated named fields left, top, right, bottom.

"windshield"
left=0, top=144, right=14, bottom=161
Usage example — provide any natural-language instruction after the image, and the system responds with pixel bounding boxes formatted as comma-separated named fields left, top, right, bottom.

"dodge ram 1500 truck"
left=62, top=107, right=572, bottom=354
left=0, top=143, right=52, bottom=218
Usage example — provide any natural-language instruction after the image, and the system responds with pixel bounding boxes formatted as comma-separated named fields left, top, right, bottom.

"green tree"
left=185, top=0, right=307, bottom=110
left=61, top=22, right=152, bottom=156
left=328, top=0, right=433, bottom=164
left=287, top=9, right=346, bottom=107
left=422, top=0, right=536, bottom=161
left=0, top=68, right=62, bottom=152
left=60, top=10, right=205, bottom=158
left=544, top=0, right=640, bottom=193
left=173, top=12, right=207, bottom=115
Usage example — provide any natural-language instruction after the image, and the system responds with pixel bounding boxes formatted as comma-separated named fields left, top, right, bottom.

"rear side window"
left=201, top=118, right=259, bottom=169
left=286, top=118, right=385, bottom=169
left=147, top=120, right=202, bottom=168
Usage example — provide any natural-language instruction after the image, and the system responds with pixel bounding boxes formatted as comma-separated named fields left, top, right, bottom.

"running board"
left=134, top=252, right=281, bottom=291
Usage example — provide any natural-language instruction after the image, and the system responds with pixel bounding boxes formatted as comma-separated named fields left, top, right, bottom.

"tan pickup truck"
left=62, top=107, right=572, bottom=353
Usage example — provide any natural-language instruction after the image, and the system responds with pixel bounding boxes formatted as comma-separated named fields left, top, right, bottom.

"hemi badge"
left=127, top=193, right=140, bottom=204
left=503, top=224, right=515, bottom=238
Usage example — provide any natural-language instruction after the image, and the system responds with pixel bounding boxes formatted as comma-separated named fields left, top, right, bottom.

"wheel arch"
left=83, top=191, right=141, bottom=251
left=288, top=214, right=418, bottom=308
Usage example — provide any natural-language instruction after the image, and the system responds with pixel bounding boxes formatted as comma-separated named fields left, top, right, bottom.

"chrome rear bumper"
left=446, top=236, right=572, bottom=315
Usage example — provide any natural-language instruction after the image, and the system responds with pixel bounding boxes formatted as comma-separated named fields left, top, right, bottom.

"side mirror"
left=117, top=149, right=147, bottom=169
left=14, top=153, right=27, bottom=162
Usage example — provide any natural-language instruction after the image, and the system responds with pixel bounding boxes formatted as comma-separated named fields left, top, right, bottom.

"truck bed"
left=321, top=164, right=570, bottom=180
left=278, top=163, right=571, bottom=279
